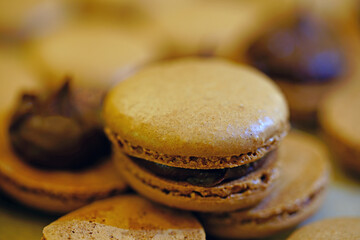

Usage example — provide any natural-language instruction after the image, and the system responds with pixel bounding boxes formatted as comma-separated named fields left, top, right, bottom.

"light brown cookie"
left=0, top=111, right=127, bottom=214
left=0, top=0, right=67, bottom=40
left=199, top=131, right=330, bottom=239
left=319, top=81, right=360, bottom=174
left=287, top=218, right=360, bottom=240
left=29, top=19, right=164, bottom=90
left=104, top=58, right=289, bottom=212
left=42, top=194, right=206, bottom=240
left=0, top=48, right=41, bottom=112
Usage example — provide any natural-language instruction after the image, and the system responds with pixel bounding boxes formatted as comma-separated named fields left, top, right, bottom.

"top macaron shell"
left=104, top=58, right=289, bottom=169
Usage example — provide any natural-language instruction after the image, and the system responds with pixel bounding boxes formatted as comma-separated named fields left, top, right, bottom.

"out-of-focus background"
left=0, top=0, right=360, bottom=239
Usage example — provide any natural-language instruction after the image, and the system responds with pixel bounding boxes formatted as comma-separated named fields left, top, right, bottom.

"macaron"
left=42, top=194, right=206, bottom=240
left=0, top=115, right=127, bottom=213
left=319, top=81, right=360, bottom=174
left=29, top=19, right=164, bottom=90
left=199, top=131, right=330, bottom=239
left=104, top=58, right=289, bottom=212
left=0, top=47, right=41, bottom=112
left=0, top=81, right=128, bottom=213
left=0, top=0, right=67, bottom=41
left=287, top=217, right=360, bottom=240
left=245, top=12, right=349, bottom=124
left=151, top=0, right=265, bottom=57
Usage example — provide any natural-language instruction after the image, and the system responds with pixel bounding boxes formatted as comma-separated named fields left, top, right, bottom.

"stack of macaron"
left=1, top=0, right=358, bottom=239
left=62, top=57, right=327, bottom=239
left=103, top=58, right=289, bottom=213
left=39, top=57, right=331, bottom=239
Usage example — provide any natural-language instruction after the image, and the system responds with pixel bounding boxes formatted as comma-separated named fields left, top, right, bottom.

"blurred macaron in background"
left=0, top=0, right=359, bottom=239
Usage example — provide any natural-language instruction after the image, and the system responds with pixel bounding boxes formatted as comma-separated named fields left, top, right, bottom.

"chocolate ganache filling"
left=9, top=80, right=111, bottom=170
left=130, top=151, right=275, bottom=187
left=247, top=14, right=345, bottom=84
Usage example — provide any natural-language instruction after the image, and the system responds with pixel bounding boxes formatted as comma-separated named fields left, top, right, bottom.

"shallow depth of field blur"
left=0, top=0, right=359, bottom=239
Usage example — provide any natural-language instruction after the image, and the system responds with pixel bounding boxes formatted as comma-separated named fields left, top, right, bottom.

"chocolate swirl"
left=130, top=151, right=274, bottom=187
left=247, top=14, right=345, bottom=84
left=9, top=80, right=111, bottom=170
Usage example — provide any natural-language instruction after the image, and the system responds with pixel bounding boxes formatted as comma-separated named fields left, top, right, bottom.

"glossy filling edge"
left=127, top=151, right=276, bottom=187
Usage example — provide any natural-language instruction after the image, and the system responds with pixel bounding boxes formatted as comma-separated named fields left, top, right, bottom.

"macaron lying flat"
left=104, top=58, right=289, bottom=212
left=151, top=1, right=263, bottom=57
left=0, top=48, right=41, bottom=112
left=30, top=19, right=163, bottom=89
left=0, top=111, right=127, bottom=214
left=199, top=131, right=330, bottom=239
left=287, top=218, right=360, bottom=240
left=42, top=194, right=206, bottom=240
left=319, top=82, right=360, bottom=174
left=0, top=0, right=66, bottom=40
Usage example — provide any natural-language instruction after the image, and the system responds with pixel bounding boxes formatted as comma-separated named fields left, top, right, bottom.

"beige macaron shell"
left=319, top=82, right=360, bottom=172
left=114, top=149, right=278, bottom=212
left=152, top=1, right=264, bottom=57
left=30, top=20, right=162, bottom=89
left=287, top=218, right=360, bottom=240
left=200, top=131, right=330, bottom=239
left=0, top=49, right=41, bottom=112
left=42, top=195, right=206, bottom=240
left=0, top=113, right=127, bottom=214
left=104, top=58, right=288, bottom=168
left=217, top=0, right=298, bottom=61
left=0, top=0, right=66, bottom=38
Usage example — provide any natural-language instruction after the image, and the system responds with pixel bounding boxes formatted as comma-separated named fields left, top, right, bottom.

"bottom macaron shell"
left=42, top=195, right=206, bottom=240
left=275, top=79, right=341, bottom=125
left=0, top=114, right=127, bottom=214
left=199, top=131, right=330, bottom=239
left=323, top=131, right=360, bottom=174
left=287, top=218, right=360, bottom=240
left=114, top=150, right=279, bottom=212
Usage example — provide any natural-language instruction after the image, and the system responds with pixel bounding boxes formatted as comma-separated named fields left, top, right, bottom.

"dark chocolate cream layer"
left=247, top=14, right=345, bottom=84
left=130, top=151, right=276, bottom=187
left=9, top=80, right=111, bottom=170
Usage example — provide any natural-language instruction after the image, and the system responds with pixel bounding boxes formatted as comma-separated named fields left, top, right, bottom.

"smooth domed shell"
left=104, top=58, right=289, bottom=168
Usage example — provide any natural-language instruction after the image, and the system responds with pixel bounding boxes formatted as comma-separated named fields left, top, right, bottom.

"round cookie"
left=151, top=0, right=267, bottom=57
left=42, top=194, right=206, bottom=240
left=236, top=1, right=359, bottom=126
left=287, top=218, right=360, bottom=240
left=319, top=82, right=360, bottom=174
left=244, top=12, right=350, bottom=125
left=0, top=48, right=41, bottom=112
left=29, top=19, right=164, bottom=90
left=199, top=131, right=330, bottom=239
left=0, top=0, right=67, bottom=41
left=0, top=111, right=127, bottom=214
left=104, top=58, right=289, bottom=212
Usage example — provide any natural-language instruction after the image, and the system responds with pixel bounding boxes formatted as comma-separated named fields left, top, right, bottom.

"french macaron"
left=150, top=0, right=267, bottom=58
left=29, top=19, right=165, bottom=90
left=287, top=217, right=360, bottom=240
left=42, top=194, right=206, bottom=240
left=0, top=111, right=127, bottom=214
left=0, top=47, right=41, bottom=112
left=244, top=11, right=350, bottom=124
left=319, top=81, right=360, bottom=175
left=104, top=58, right=289, bottom=212
left=0, top=0, right=67, bottom=41
left=0, top=80, right=128, bottom=213
left=199, top=131, right=330, bottom=239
